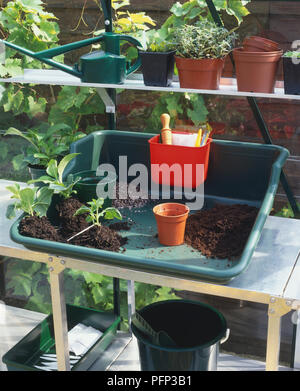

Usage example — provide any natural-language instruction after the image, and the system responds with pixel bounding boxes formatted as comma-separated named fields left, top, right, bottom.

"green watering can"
left=1, top=32, right=142, bottom=84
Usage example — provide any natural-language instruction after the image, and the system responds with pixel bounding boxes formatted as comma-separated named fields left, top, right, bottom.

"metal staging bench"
left=1, top=0, right=300, bottom=371
left=0, top=180, right=300, bottom=371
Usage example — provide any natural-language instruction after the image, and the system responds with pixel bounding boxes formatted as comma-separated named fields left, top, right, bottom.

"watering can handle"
left=119, top=35, right=142, bottom=76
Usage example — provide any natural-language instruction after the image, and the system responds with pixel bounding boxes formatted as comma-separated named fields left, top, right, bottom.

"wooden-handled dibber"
left=160, top=113, right=172, bottom=145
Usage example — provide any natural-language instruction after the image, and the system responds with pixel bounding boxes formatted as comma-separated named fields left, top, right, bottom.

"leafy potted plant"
left=173, top=21, right=237, bottom=90
left=5, top=183, right=61, bottom=242
left=28, top=153, right=89, bottom=237
left=282, top=51, right=300, bottom=95
left=4, top=123, right=85, bottom=182
left=139, top=28, right=176, bottom=87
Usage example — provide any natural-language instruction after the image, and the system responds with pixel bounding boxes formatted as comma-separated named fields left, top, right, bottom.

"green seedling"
left=6, top=183, right=54, bottom=219
left=74, top=198, right=122, bottom=226
left=28, top=153, right=81, bottom=199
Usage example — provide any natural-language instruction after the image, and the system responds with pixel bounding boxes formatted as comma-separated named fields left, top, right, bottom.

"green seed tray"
left=9, top=130, right=289, bottom=283
left=2, top=304, right=121, bottom=371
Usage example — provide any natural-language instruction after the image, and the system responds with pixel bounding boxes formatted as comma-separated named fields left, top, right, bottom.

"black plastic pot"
left=131, top=299, right=228, bottom=371
left=283, top=56, right=300, bottom=95
left=139, top=50, right=175, bottom=87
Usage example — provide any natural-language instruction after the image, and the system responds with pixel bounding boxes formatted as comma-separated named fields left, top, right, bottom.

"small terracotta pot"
left=233, top=48, right=283, bottom=93
left=153, top=203, right=190, bottom=246
left=175, top=56, right=225, bottom=90
left=243, top=36, right=280, bottom=52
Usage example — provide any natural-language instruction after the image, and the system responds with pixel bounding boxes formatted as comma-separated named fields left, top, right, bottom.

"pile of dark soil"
left=185, top=204, right=259, bottom=259
left=56, top=197, right=90, bottom=237
left=68, top=224, right=127, bottom=251
left=19, top=215, right=63, bottom=242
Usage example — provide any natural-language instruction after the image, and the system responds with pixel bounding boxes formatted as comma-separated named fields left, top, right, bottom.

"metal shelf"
left=0, top=68, right=298, bottom=101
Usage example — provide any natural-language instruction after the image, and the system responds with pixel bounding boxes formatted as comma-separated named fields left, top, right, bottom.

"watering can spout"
left=0, top=33, right=142, bottom=84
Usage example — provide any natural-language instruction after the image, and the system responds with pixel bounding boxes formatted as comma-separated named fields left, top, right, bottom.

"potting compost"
left=185, top=203, right=259, bottom=259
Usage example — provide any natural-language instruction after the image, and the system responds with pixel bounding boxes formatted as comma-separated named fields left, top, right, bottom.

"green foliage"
left=5, top=183, right=53, bottom=219
left=146, top=92, right=208, bottom=131
left=28, top=153, right=81, bottom=199
left=283, top=51, right=300, bottom=59
left=75, top=198, right=122, bottom=226
left=4, top=123, right=78, bottom=169
left=5, top=257, right=178, bottom=323
left=48, top=86, right=106, bottom=131
left=139, top=28, right=175, bottom=53
left=174, top=20, right=237, bottom=59
left=0, top=0, right=62, bottom=118
left=274, top=203, right=300, bottom=219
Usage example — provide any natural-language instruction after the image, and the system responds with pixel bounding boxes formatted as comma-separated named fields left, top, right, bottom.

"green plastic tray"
left=2, top=304, right=121, bottom=371
left=10, top=130, right=289, bottom=283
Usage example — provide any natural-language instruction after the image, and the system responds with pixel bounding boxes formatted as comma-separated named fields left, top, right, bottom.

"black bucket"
left=131, top=299, right=228, bottom=371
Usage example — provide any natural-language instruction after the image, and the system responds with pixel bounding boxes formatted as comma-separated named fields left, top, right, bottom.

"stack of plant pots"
left=233, top=36, right=283, bottom=93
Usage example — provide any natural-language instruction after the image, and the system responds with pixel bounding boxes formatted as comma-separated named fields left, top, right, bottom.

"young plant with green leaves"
left=139, top=28, right=175, bottom=53
left=29, top=153, right=81, bottom=199
left=6, top=183, right=53, bottom=220
left=75, top=198, right=122, bottom=227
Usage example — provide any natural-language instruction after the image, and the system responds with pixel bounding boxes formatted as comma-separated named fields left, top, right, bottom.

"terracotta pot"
left=175, top=56, right=225, bottom=90
left=243, top=36, right=280, bottom=52
left=153, top=203, right=190, bottom=246
left=233, top=48, right=283, bottom=93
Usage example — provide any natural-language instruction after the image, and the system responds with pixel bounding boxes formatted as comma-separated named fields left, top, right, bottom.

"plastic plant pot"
left=282, top=55, right=300, bottom=95
left=243, top=36, right=280, bottom=52
left=28, top=165, right=47, bottom=188
left=175, top=56, right=225, bottom=90
left=153, top=202, right=189, bottom=246
left=74, top=170, right=117, bottom=206
left=131, top=299, right=228, bottom=371
left=139, top=50, right=175, bottom=87
left=233, top=48, right=283, bottom=93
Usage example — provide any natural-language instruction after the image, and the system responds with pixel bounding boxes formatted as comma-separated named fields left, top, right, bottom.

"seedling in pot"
left=28, top=153, right=81, bottom=199
left=68, top=198, right=122, bottom=242
left=6, top=183, right=54, bottom=219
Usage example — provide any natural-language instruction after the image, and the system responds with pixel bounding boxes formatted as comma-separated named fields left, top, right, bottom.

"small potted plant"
left=139, top=28, right=176, bottom=87
left=282, top=51, right=300, bottom=95
left=28, top=153, right=89, bottom=237
left=4, top=123, right=85, bottom=182
left=5, top=183, right=61, bottom=242
left=173, top=21, right=237, bottom=90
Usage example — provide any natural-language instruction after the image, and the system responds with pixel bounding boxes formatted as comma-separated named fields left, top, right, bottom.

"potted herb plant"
left=282, top=51, right=300, bottom=95
left=173, top=21, right=237, bottom=90
left=174, top=20, right=236, bottom=90
left=139, top=28, right=176, bottom=87
left=4, top=123, right=85, bottom=182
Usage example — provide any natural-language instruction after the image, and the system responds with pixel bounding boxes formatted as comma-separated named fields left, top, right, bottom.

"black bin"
left=131, top=299, right=228, bottom=371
